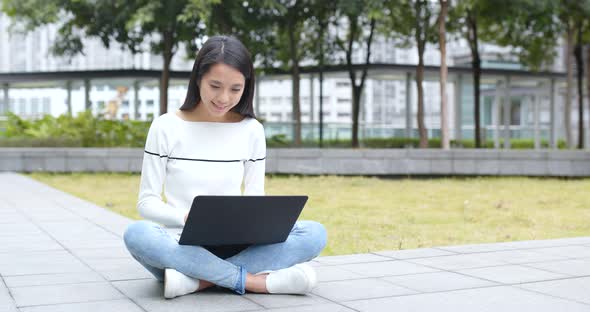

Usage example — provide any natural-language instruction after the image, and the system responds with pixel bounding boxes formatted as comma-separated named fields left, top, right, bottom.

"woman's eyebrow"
left=209, top=80, right=243, bottom=88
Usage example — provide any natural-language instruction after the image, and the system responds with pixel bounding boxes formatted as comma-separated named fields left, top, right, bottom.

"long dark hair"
left=180, top=35, right=256, bottom=118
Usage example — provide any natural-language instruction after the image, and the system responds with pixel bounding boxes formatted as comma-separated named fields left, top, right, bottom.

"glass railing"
left=263, top=122, right=557, bottom=141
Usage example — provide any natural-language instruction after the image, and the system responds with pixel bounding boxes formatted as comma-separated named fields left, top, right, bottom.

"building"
left=1, top=13, right=587, bottom=147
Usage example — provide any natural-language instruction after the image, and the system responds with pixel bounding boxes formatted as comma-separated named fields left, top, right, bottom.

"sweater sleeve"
left=137, top=117, right=186, bottom=227
left=243, top=122, right=266, bottom=195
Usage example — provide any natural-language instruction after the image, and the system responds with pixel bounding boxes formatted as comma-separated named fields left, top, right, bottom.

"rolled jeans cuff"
left=232, top=266, right=247, bottom=295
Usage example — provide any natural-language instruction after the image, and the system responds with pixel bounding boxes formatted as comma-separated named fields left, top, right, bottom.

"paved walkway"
left=1, top=172, right=589, bottom=312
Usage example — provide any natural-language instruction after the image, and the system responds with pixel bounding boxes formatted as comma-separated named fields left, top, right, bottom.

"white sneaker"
left=164, top=268, right=200, bottom=299
left=263, top=263, right=317, bottom=295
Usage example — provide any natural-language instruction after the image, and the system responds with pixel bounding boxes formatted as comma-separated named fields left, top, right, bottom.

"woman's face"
left=197, top=63, right=246, bottom=119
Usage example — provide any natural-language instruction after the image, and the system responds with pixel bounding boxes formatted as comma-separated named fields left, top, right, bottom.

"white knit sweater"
left=137, top=112, right=266, bottom=227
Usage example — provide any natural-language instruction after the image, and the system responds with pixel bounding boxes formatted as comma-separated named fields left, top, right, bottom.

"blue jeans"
left=123, top=220, right=327, bottom=295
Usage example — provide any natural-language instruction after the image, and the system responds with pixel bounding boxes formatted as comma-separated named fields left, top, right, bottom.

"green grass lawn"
left=28, top=173, right=590, bottom=256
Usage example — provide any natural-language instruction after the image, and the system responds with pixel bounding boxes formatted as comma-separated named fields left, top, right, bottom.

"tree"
left=385, top=0, right=439, bottom=148
left=502, top=0, right=588, bottom=149
left=206, top=0, right=278, bottom=71
left=587, top=43, right=590, bottom=144
left=334, top=0, right=379, bottom=148
left=449, top=0, right=559, bottom=148
left=568, top=1, right=590, bottom=149
left=307, top=0, right=338, bottom=147
left=439, top=0, right=449, bottom=149
left=275, top=1, right=312, bottom=146
left=2, top=0, right=217, bottom=116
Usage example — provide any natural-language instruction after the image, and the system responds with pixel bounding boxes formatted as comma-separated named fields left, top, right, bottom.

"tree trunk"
left=466, top=10, right=482, bottom=148
left=349, top=18, right=375, bottom=148
left=439, top=0, right=449, bottom=149
left=159, top=31, right=174, bottom=116
left=416, top=46, right=427, bottom=148
left=415, top=1, right=428, bottom=149
left=352, top=84, right=361, bottom=148
left=587, top=44, right=590, bottom=144
left=318, top=20, right=326, bottom=148
left=574, top=25, right=584, bottom=149
left=287, top=22, right=302, bottom=146
left=565, top=25, right=574, bottom=148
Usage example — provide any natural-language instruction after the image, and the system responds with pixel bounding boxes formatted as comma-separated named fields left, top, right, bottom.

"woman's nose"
left=217, top=91, right=230, bottom=104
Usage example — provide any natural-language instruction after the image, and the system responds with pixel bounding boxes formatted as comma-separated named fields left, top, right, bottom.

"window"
left=270, top=97, right=281, bottom=104
left=337, top=98, right=351, bottom=104
left=146, top=113, right=154, bottom=120
left=42, top=98, right=50, bottom=113
left=336, top=81, right=350, bottom=88
left=31, top=98, right=39, bottom=114
left=97, top=101, right=106, bottom=110
left=19, top=99, right=26, bottom=114
left=146, top=100, right=155, bottom=107
left=271, top=112, right=282, bottom=119
left=337, top=112, right=351, bottom=118
left=122, top=100, right=129, bottom=107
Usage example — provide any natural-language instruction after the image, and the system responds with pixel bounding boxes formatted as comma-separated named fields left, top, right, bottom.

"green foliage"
left=0, top=112, right=149, bottom=147
left=265, top=135, right=567, bottom=149
left=448, top=0, right=562, bottom=71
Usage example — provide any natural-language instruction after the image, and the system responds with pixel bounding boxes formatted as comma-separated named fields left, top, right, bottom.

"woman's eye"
left=210, top=85, right=220, bottom=89
left=232, top=89, right=241, bottom=92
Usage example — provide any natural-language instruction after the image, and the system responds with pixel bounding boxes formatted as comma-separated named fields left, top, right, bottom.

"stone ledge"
left=0, top=148, right=588, bottom=176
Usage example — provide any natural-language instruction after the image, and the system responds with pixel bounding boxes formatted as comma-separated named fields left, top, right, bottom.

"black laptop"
left=179, top=195, right=308, bottom=249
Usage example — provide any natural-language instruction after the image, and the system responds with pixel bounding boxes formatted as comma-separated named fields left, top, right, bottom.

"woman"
left=123, top=35, right=327, bottom=299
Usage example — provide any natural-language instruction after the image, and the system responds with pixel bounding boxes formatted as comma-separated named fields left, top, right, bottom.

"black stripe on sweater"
left=144, top=150, right=265, bottom=163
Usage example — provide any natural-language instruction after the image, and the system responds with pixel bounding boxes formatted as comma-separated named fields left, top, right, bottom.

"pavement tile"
left=19, top=299, right=144, bottom=312
left=374, top=248, right=456, bottom=259
left=71, top=247, right=132, bottom=260
left=529, top=246, right=590, bottom=259
left=247, top=303, right=355, bottom=312
left=99, top=267, right=155, bottom=281
left=112, top=279, right=163, bottom=299
left=0, top=239, right=64, bottom=254
left=135, top=292, right=262, bottom=312
left=315, top=266, right=365, bottom=282
left=10, top=282, right=125, bottom=307
left=4, top=272, right=105, bottom=287
left=457, top=264, right=568, bottom=284
left=314, top=253, right=392, bottom=265
left=82, top=257, right=144, bottom=272
left=338, top=260, right=439, bottom=278
left=518, top=276, right=590, bottom=305
left=0, top=251, right=91, bottom=276
left=0, top=285, right=18, bottom=312
left=0, top=214, right=29, bottom=224
left=343, top=285, right=590, bottom=312
left=525, top=259, right=590, bottom=276
left=244, top=293, right=329, bottom=309
left=37, top=222, right=119, bottom=241
left=409, top=253, right=509, bottom=271
left=382, top=271, right=498, bottom=292
left=436, top=237, right=590, bottom=254
left=59, top=239, right=125, bottom=250
left=312, top=278, right=416, bottom=301
left=436, top=242, right=522, bottom=254
left=473, top=249, right=568, bottom=264
left=0, top=223, right=44, bottom=236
